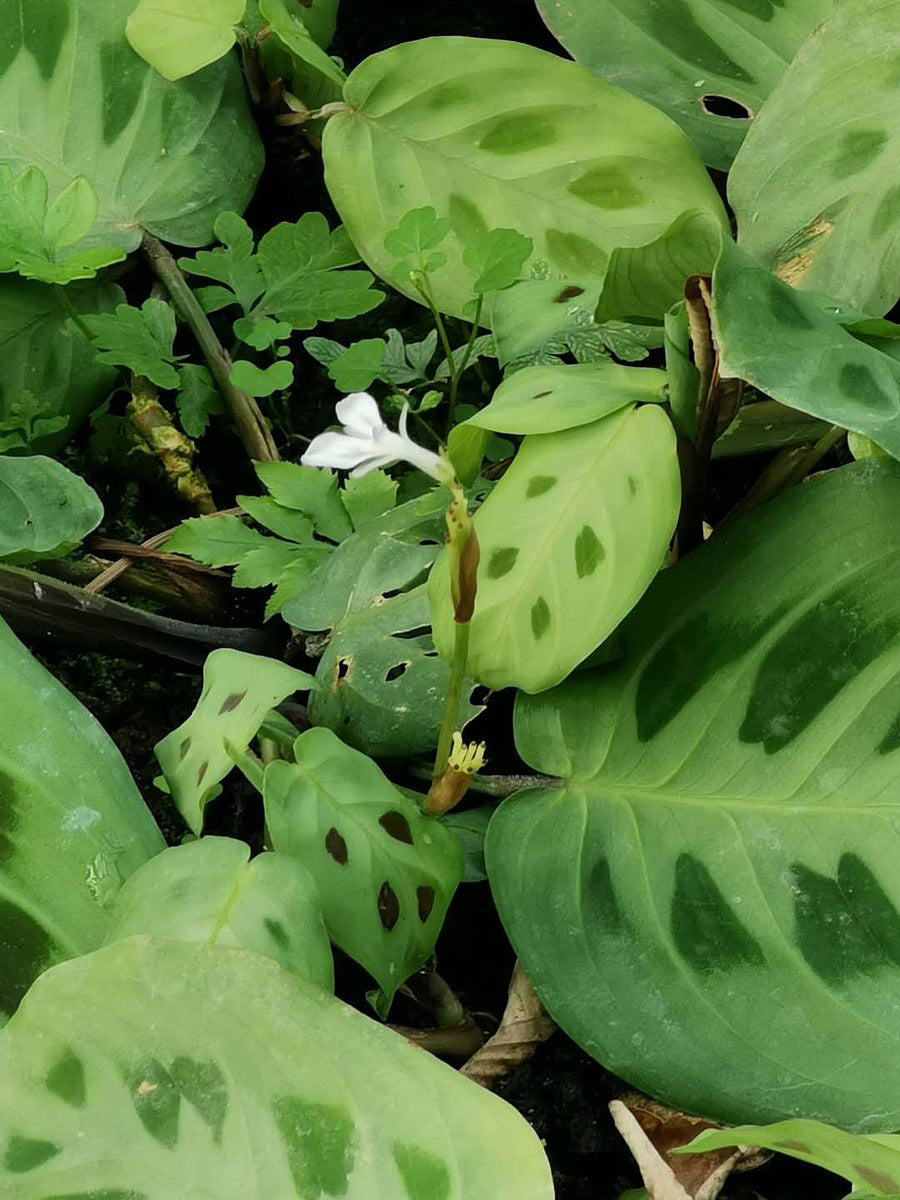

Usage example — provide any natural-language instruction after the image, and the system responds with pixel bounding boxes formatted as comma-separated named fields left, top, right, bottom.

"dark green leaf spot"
left=574, top=525, right=604, bottom=578
left=24, top=0, right=69, bottom=79
left=719, top=0, right=784, bottom=18
left=832, top=129, right=888, bottom=179
left=416, top=885, right=436, bottom=923
left=568, top=165, right=645, bottom=210
left=393, top=1142, right=451, bottom=1200
left=627, top=476, right=638, bottom=497
left=671, top=854, right=765, bottom=974
left=45, top=1048, right=86, bottom=1108
left=487, top=547, right=519, bottom=579
left=478, top=112, right=559, bottom=155
left=273, top=1095, right=355, bottom=1199
left=219, top=691, right=247, bottom=714
left=838, top=362, right=897, bottom=415
left=4, top=1134, right=59, bottom=1172
left=169, top=1057, right=228, bottom=1145
left=583, top=856, right=624, bottom=934
left=0, top=900, right=57, bottom=1019
left=325, top=828, right=348, bottom=865
left=525, top=475, right=556, bottom=498
left=545, top=228, right=609, bottom=276
left=127, top=1058, right=180, bottom=1149
left=792, top=854, right=900, bottom=985
left=40, top=1192, right=147, bottom=1199
left=872, top=183, right=900, bottom=237
left=643, top=0, right=753, bottom=81
left=0, top=769, right=21, bottom=864
left=530, top=597, right=551, bottom=640
left=265, top=917, right=290, bottom=948
left=378, top=881, right=401, bottom=931
left=879, top=714, right=900, bottom=754
left=767, top=282, right=815, bottom=329
left=99, top=39, right=146, bottom=144
left=447, top=194, right=488, bottom=243
left=379, top=811, right=414, bottom=844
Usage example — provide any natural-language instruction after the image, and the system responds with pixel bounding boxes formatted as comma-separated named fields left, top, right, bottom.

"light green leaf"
left=328, top=337, right=386, bottom=392
left=266, top=551, right=330, bottom=618
left=82, top=298, right=182, bottom=390
left=0, top=617, right=163, bottom=1019
left=430, top=404, right=680, bottom=692
left=0, top=937, right=553, bottom=1197
left=287, top=493, right=479, bottom=756
left=106, top=836, right=333, bottom=990
left=178, top=211, right=265, bottom=314
left=0, top=0, right=262, bottom=252
left=232, top=541, right=310, bottom=589
left=463, top=228, right=533, bottom=295
left=254, top=460, right=353, bottom=541
left=236, top=495, right=317, bottom=543
left=465, top=362, right=667, bottom=434
left=126, top=0, right=246, bottom=80
left=729, top=0, right=900, bottom=316
left=323, top=37, right=728, bottom=318
left=233, top=315, right=292, bottom=350
left=0, top=455, right=103, bottom=562
left=596, top=208, right=723, bottom=323
left=0, top=278, right=121, bottom=451
left=383, top=206, right=453, bottom=278
left=166, top=513, right=270, bottom=566
left=155, top=648, right=315, bottom=834
left=264, top=726, right=463, bottom=1007
left=712, top=239, right=900, bottom=460
left=685, top=1119, right=900, bottom=1196
left=341, top=470, right=398, bottom=530
left=256, top=212, right=384, bottom=330
left=0, top=167, right=125, bottom=284
left=230, top=359, right=293, bottom=397
left=849, top=431, right=890, bottom=462
left=260, top=0, right=347, bottom=86
left=487, top=459, right=900, bottom=1130
left=488, top=276, right=603, bottom=368
left=537, top=0, right=834, bottom=170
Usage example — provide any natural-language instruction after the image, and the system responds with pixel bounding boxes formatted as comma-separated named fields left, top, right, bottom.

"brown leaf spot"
left=417, top=885, right=436, bottom=922
left=776, top=1140, right=811, bottom=1152
left=554, top=285, right=585, bottom=302
left=856, top=1165, right=900, bottom=1193
left=219, top=691, right=247, bottom=714
left=197, top=761, right=208, bottom=786
left=179, top=736, right=191, bottom=760
left=378, top=882, right=400, bottom=930
left=533, top=390, right=553, bottom=398
left=379, top=811, right=414, bottom=844
left=325, top=827, right=348, bottom=865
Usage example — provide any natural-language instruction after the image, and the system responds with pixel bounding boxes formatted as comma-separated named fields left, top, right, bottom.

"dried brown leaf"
left=460, top=962, right=555, bottom=1089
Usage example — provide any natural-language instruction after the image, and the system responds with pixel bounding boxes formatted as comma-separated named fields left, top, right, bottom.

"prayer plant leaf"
left=0, top=0, right=262, bottom=252
left=0, top=937, right=554, bottom=1198
left=0, top=167, right=125, bottom=284
left=106, top=836, right=334, bottom=991
left=259, top=0, right=347, bottom=87
left=536, top=0, right=834, bottom=170
left=155, top=648, right=316, bottom=835
left=0, top=455, right=103, bottom=562
left=0, top=278, right=121, bottom=451
left=264, top=726, right=463, bottom=1009
left=488, top=276, right=603, bottom=368
left=431, top=404, right=681, bottom=693
left=684, top=1119, right=900, bottom=1196
left=466, top=361, right=668, bottom=434
left=0, top=617, right=163, bottom=1020
left=82, top=298, right=182, bottom=390
left=729, top=0, right=900, bottom=316
left=323, top=37, right=728, bottom=318
left=487, top=458, right=900, bottom=1130
left=126, top=0, right=245, bottom=81
left=712, top=239, right=900, bottom=460
left=285, top=493, right=479, bottom=757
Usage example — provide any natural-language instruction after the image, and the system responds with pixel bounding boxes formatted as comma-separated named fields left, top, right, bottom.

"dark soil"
left=21, top=2, right=850, bottom=1197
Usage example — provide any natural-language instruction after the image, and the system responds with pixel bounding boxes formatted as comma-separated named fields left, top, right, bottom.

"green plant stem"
left=449, top=295, right=484, bottom=421
left=225, top=741, right=265, bottom=793
left=433, top=619, right=471, bottom=780
left=142, top=232, right=280, bottom=464
left=418, top=280, right=456, bottom=387
left=54, top=284, right=94, bottom=342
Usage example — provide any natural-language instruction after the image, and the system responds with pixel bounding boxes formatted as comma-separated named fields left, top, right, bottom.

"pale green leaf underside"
left=713, top=239, right=900, bottom=460
left=0, top=937, right=554, bottom=1198
left=0, top=454, right=103, bottom=561
left=155, top=648, right=315, bottom=834
left=488, top=460, right=900, bottom=1129
left=730, top=0, right=900, bottom=316
left=537, top=0, right=833, bottom=170
left=0, top=618, right=163, bottom=1019
left=105, top=836, right=334, bottom=991
left=0, top=0, right=262, bottom=251
left=323, top=37, right=727, bottom=318
left=430, top=405, right=680, bottom=692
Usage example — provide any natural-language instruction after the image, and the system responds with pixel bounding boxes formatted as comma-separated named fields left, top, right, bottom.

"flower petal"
left=336, top=392, right=383, bottom=439
left=301, top=431, right=372, bottom=471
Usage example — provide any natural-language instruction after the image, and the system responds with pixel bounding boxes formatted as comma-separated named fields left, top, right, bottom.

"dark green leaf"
left=82, top=299, right=182, bottom=390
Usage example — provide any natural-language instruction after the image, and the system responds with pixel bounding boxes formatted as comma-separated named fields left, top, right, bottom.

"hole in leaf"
left=417, top=886, right=436, bottom=923
left=384, top=662, right=409, bottom=683
left=471, top=685, right=490, bottom=706
left=378, top=882, right=400, bottom=930
left=700, top=94, right=752, bottom=120
left=325, top=828, right=348, bottom=864
left=420, top=538, right=440, bottom=546
left=379, top=811, right=414, bottom=844
left=334, top=657, right=352, bottom=688
left=394, top=626, right=431, bottom=640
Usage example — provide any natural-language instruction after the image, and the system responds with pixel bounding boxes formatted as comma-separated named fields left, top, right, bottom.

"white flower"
left=301, top=392, right=454, bottom=485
